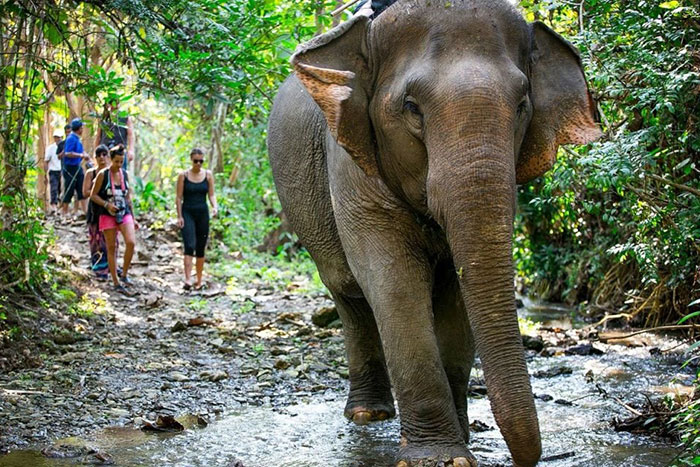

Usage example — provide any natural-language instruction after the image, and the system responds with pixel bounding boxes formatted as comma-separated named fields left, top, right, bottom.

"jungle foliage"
left=516, top=0, right=700, bottom=328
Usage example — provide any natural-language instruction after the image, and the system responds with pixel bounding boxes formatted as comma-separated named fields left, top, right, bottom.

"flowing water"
left=1, top=304, right=690, bottom=467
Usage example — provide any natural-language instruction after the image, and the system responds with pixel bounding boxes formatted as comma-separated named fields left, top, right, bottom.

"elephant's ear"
left=291, top=15, right=377, bottom=176
left=516, top=22, right=602, bottom=184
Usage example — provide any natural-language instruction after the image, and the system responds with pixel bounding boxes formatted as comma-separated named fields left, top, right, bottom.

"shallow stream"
left=1, top=305, right=690, bottom=467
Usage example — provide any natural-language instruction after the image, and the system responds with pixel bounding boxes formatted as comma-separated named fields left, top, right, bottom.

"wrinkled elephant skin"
left=267, top=1, right=601, bottom=465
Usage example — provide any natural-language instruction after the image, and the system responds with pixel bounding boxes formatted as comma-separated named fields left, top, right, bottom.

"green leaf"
left=659, top=1, right=679, bottom=8
left=679, top=311, right=700, bottom=325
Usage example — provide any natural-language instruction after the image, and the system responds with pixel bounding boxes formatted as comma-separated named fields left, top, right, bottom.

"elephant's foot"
left=344, top=403, right=395, bottom=425
left=396, top=444, right=477, bottom=467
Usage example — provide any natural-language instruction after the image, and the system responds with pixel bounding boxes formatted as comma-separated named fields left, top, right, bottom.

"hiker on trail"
left=89, top=145, right=138, bottom=294
left=56, top=123, right=71, bottom=163
left=176, top=148, right=218, bottom=291
left=94, top=99, right=135, bottom=170
left=44, top=130, right=62, bottom=215
left=83, top=144, right=115, bottom=280
left=61, top=118, right=89, bottom=218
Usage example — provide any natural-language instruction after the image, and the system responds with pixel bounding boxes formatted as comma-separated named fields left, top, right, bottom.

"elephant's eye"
left=403, top=98, right=422, bottom=116
left=516, top=96, right=530, bottom=116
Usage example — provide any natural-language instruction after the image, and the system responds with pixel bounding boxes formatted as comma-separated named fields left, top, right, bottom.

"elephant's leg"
left=341, top=231, right=475, bottom=466
left=433, top=264, right=475, bottom=443
left=332, top=292, right=395, bottom=424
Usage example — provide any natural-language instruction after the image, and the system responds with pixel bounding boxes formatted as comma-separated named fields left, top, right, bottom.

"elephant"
left=267, top=0, right=601, bottom=465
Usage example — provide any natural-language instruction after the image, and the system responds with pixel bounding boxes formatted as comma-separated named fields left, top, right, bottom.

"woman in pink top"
left=89, top=145, right=138, bottom=294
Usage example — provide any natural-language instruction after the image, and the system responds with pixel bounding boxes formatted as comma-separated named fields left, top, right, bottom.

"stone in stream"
left=533, top=366, right=574, bottom=378
left=522, top=335, right=545, bottom=352
left=565, top=343, right=604, bottom=356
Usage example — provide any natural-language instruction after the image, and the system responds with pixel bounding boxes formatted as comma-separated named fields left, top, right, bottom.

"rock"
left=107, top=408, right=130, bottom=418
left=274, top=358, right=291, bottom=370
left=199, top=370, right=228, bottom=382
left=167, top=372, right=189, bottom=382
left=171, top=321, right=187, bottom=333
left=515, top=298, right=525, bottom=308
left=536, top=394, right=554, bottom=402
left=311, top=306, right=339, bottom=328
left=468, top=384, right=488, bottom=396
left=533, top=366, right=573, bottom=378
left=53, top=332, right=77, bottom=345
left=565, top=343, right=604, bottom=356
left=554, top=399, right=573, bottom=406
left=522, top=335, right=545, bottom=352
left=469, top=420, right=494, bottom=432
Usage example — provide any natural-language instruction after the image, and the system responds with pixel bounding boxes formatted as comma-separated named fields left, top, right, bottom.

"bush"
left=515, top=0, right=700, bottom=325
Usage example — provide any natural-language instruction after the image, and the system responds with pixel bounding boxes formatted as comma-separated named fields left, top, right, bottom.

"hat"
left=53, top=130, right=62, bottom=137
left=70, top=118, right=83, bottom=131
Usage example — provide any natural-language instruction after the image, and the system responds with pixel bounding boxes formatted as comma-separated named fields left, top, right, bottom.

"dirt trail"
left=0, top=218, right=342, bottom=453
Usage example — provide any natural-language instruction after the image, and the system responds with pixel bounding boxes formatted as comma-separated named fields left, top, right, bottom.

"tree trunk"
left=209, top=101, right=227, bottom=174
left=36, top=103, right=52, bottom=211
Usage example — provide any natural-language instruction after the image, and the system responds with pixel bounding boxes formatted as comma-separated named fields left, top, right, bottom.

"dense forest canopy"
left=3, top=0, right=697, bottom=324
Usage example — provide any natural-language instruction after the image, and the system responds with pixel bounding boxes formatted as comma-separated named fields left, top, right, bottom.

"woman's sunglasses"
left=96, top=153, right=108, bottom=158
left=193, top=159, right=204, bottom=164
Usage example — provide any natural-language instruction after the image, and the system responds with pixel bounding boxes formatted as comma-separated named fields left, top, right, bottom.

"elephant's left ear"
left=291, top=15, right=378, bottom=176
left=516, top=22, right=602, bottom=184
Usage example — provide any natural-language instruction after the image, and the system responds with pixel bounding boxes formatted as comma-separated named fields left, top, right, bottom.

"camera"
left=113, top=197, right=127, bottom=224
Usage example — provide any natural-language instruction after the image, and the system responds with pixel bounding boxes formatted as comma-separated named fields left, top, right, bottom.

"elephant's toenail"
left=396, top=461, right=409, bottom=467
left=452, top=458, right=474, bottom=467
left=352, top=411, right=372, bottom=425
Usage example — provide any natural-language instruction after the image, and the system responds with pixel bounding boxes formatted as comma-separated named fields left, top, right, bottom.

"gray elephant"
left=267, top=0, right=601, bottom=465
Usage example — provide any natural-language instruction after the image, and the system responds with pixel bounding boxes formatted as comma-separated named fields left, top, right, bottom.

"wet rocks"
left=533, top=366, right=573, bottom=378
left=522, top=335, right=545, bottom=352
left=565, top=343, right=604, bottom=356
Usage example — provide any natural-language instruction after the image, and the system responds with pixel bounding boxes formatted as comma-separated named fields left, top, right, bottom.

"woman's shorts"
left=99, top=213, right=134, bottom=231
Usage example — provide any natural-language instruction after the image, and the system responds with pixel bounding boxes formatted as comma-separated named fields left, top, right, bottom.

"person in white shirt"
left=44, top=131, right=62, bottom=214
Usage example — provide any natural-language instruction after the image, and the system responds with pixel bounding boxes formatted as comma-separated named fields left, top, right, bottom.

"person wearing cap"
left=61, top=118, right=89, bottom=217
left=44, top=130, right=63, bottom=215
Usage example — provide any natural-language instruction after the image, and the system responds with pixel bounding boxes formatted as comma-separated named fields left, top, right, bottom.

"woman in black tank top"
left=176, top=148, right=218, bottom=290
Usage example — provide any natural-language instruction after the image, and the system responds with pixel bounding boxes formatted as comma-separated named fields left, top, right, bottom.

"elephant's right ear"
left=292, top=15, right=377, bottom=176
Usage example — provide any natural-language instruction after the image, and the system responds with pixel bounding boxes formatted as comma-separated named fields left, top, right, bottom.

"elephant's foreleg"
left=344, top=240, right=474, bottom=465
left=333, top=292, right=395, bottom=424
left=433, top=265, right=475, bottom=443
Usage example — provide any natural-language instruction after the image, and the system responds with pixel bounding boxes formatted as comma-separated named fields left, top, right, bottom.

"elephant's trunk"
left=426, top=138, right=541, bottom=467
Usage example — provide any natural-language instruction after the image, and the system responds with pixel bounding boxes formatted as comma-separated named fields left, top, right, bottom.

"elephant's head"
left=292, top=1, right=600, bottom=465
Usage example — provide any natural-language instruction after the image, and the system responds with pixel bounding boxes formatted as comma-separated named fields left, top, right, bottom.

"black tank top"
left=183, top=172, right=209, bottom=210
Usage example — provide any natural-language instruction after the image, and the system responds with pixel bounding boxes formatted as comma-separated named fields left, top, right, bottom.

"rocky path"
left=0, top=218, right=344, bottom=454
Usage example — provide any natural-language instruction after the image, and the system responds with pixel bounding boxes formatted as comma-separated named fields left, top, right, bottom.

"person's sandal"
left=114, top=284, right=134, bottom=296
left=183, top=282, right=192, bottom=291
left=120, top=276, right=134, bottom=286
